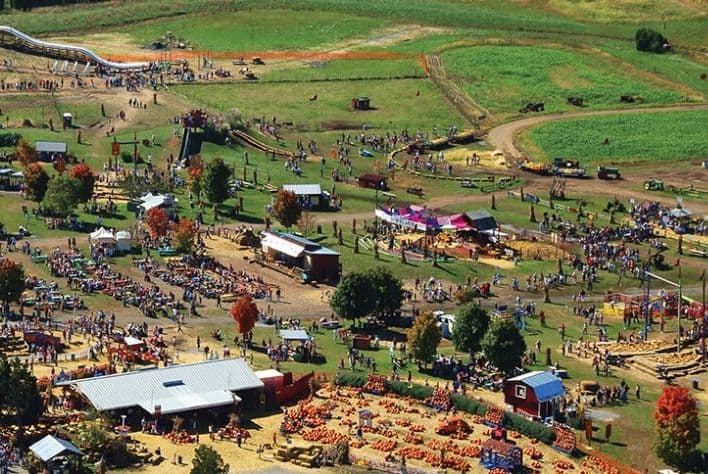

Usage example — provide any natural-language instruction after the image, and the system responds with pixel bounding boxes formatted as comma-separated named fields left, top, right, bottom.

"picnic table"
left=30, top=255, right=48, bottom=263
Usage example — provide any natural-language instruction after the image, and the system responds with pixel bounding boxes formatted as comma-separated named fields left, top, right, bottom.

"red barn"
left=503, top=371, right=564, bottom=421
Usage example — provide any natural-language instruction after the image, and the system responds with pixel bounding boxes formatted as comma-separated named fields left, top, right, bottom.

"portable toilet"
left=62, top=113, right=73, bottom=128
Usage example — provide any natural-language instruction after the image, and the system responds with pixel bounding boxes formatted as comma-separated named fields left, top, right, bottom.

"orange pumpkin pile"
left=396, top=446, right=428, bottom=460
left=552, top=425, right=576, bottom=452
left=409, top=424, right=425, bottom=433
left=553, top=459, right=575, bottom=470
left=580, top=455, right=620, bottom=474
left=371, top=439, right=397, bottom=452
left=302, top=427, right=348, bottom=444
left=482, top=405, right=504, bottom=426
left=363, top=374, right=388, bottom=394
left=525, top=447, right=543, bottom=460
left=424, top=387, right=452, bottom=410
left=404, top=433, right=424, bottom=445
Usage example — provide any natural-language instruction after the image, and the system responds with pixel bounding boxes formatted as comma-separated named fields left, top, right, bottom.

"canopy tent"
left=115, top=230, right=131, bottom=252
left=30, top=435, right=82, bottom=462
left=669, top=207, right=692, bottom=218
left=139, top=192, right=173, bottom=211
left=89, top=227, right=116, bottom=244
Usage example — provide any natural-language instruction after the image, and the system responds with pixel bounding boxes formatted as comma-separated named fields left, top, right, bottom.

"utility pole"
left=646, top=269, right=682, bottom=354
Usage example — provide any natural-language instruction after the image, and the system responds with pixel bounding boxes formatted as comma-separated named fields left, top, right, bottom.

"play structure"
left=480, top=439, right=523, bottom=471
left=0, top=25, right=148, bottom=71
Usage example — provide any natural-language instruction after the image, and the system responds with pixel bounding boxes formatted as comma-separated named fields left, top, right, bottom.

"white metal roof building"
left=282, top=184, right=322, bottom=196
left=60, top=359, right=264, bottom=415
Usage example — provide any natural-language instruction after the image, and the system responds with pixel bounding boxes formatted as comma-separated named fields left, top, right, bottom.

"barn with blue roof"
left=503, top=371, right=565, bottom=421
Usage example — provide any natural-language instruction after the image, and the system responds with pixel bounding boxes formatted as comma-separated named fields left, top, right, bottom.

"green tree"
left=273, top=189, right=302, bottom=230
left=203, top=157, right=231, bottom=204
left=407, top=312, right=441, bottom=368
left=42, top=175, right=81, bottom=217
left=0, top=354, right=43, bottom=425
left=367, top=267, right=404, bottom=320
left=23, top=163, right=50, bottom=202
left=191, top=444, right=229, bottom=474
left=635, top=28, right=669, bottom=53
left=330, top=272, right=376, bottom=325
left=451, top=303, right=490, bottom=359
left=480, top=318, right=526, bottom=375
left=654, top=385, right=702, bottom=472
left=0, top=258, right=25, bottom=307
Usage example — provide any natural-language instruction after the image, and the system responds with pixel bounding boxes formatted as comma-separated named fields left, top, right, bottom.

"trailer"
left=597, top=166, right=621, bottom=180
left=552, top=158, right=587, bottom=178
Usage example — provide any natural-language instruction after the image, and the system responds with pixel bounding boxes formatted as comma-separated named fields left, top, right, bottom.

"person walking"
left=635, top=384, right=641, bottom=400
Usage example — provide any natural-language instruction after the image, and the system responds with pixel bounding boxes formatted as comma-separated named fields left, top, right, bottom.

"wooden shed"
left=357, top=174, right=388, bottom=190
left=503, top=370, right=564, bottom=421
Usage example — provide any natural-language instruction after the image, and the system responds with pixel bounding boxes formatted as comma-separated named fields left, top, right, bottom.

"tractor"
left=644, top=179, right=664, bottom=191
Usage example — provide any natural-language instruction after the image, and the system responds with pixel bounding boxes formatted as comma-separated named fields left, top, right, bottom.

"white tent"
left=115, top=230, right=131, bottom=252
left=139, top=192, right=173, bottom=212
left=30, top=435, right=82, bottom=462
left=89, top=227, right=116, bottom=245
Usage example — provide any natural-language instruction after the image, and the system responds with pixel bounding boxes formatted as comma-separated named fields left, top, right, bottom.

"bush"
left=334, top=372, right=366, bottom=387
left=0, top=132, right=21, bottom=147
left=504, top=412, right=556, bottom=444
left=635, top=28, right=670, bottom=53
left=452, top=394, right=487, bottom=416
left=386, top=380, right=434, bottom=400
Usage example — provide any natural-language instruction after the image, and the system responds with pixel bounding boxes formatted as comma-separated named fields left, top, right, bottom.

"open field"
left=258, top=58, right=426, bottom=82
left=519, top=109, right=708, bottom=164
left=441, top=45, right=689, bottom=119
left=173, top=78, right=467, bottom=133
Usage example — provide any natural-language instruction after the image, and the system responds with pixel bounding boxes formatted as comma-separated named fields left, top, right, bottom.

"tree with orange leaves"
left=173, top=218, right=197, bottom=253
left=653, top=385, right=701, bottom=471
left=23, top=163, right=49, bottom=201
left=14, top=139, right=36, bottom=166
left=145, top=207, right=171, bottom=239
left=69, top=163, right=96, bottom=203
left=230, top=295, right=258, bottom=337
left=188, top=155, right=204, bottom=199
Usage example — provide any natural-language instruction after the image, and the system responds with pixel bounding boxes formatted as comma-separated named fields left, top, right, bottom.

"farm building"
left=58, top=359, right=264, bottom=416
left=503, top=371, right=564, bottom=421
left=29, top=435, right=83, bottom=466
left=35, top=140, right=67, bottom=162
left=282, top=184, right=332, bottom=210
left=464, top=209, right=498, bottom=232
left=260, top=230, right=341, bottom=282
left=357, top=174, right=388, bottom=190
left=0, top=168, right=23, bottom=190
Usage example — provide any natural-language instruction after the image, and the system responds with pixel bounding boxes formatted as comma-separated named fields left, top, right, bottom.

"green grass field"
left=519, top=109, right=708, bottom=164
left=127, top=9, right=387, bottom=52
left=441, top=45, right=688, bottom=119
left=259, top=58, right=425, bottom=82
left=173, top=78, right=467, bottom=133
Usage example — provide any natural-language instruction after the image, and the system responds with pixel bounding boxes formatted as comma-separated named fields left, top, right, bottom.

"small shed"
left=357, top=174, right=388, bottom=190
left=30, top=435, right=83, bottom=463
left=282, top=184, right=330, bottom=210
left=504, top=371, right=564, bottom=420
left=35, top=140, right=67, bottom=162
left=62, top=112, right=73, bottom=128
left=480, top=439, right=523, bottom=471
left=465, top=209, right=498, bottom=232
left=359, top=409, right=374, bottom=427
left=352, top=97, right=370, bottom=110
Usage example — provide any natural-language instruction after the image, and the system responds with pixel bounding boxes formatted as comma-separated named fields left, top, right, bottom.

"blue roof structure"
left=508, top=371, right=564, bottom=402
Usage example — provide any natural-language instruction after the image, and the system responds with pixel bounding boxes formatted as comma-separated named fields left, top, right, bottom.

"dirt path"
left=486, top=103, right=708, bottom=161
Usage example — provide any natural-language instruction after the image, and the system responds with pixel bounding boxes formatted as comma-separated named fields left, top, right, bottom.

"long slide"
left=0, top=25, right=148, bottom=71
